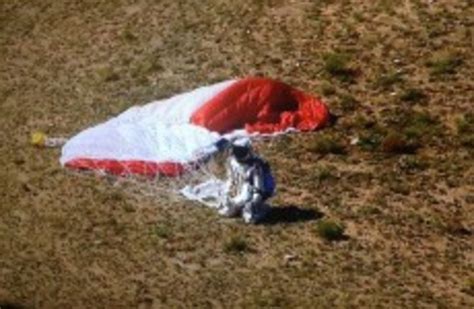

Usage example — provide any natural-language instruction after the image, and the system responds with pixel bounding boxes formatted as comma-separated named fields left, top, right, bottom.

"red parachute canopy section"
left=191, top=77, right=330, bottom=134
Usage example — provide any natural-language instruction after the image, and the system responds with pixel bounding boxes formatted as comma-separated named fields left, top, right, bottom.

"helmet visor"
left=232, top=145, right=250, bottom=160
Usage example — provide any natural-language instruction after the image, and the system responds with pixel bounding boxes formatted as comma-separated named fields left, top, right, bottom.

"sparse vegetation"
left=310, top=166, right=335, bottom=183
left=400, top=88, right=426, bottom=103
left=427, top=54, right=463, bottom=75
left=397, top=155, right=429, bottom=172
left=339, top=93, right=358, bottom=112
left=1, top=0, right=472, bottom=308
left=460, top=135, right=474, bottom=148
left=457, top=113, right=474, bottom=148
left=97, top=67, right=120, bottom=82
left=320, top=82, right=336, bottom=96
left=381, top=132, right=419, bottom=154
left=308, top=136, right=346, bottom=155
left=323, top=52, right=357, bottom=83
left=352, top=114, right=376, bottom=129
left=457, top=113, right=474, bottom=134
left=316, top=220, right=346, bottom=241
left=398, top=111, right=441, bottom=142
left=153, top=224, right=171, bottom=239
left=389, top=181, right=410, bottom=195
left=375, top=72, right=404, bottom=90
left=462, top=278, right=474, bottom=296
left=224, top=236, right=250, bottom=254
left=121, top=28, right=137, bottom=42
left=358, top=205, right=382, bottom=216
left=357, top=133, right=382, bottom=151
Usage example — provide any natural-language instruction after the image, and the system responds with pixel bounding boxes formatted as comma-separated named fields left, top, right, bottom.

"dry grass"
left=1, top=0, right=473, bottom=308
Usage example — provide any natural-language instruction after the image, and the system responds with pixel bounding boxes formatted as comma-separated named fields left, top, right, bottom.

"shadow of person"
left=0, top=303, right=25, bottom=309
left=260, top=204, right=323, bottom=225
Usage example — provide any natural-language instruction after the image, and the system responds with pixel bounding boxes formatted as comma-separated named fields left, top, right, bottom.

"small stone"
left=284, top=254, right=298, bottom=264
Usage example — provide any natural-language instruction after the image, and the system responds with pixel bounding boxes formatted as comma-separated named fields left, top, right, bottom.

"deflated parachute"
left=60, top=77, right=330, bottom=177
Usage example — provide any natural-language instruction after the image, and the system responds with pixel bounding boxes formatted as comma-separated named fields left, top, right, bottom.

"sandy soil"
left=0, top=0, right=473, bottom=308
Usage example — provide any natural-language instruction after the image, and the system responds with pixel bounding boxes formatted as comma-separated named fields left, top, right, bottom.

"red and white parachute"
left=61, top=77, right=330, bottom=177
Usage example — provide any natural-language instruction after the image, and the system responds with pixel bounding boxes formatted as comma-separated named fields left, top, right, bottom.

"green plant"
left=320, top=82, right=336, bottom=96
left=121, top=27, right=137, bottom=41
left=339, top=94, right=358, bottom=112
left=400, top=111, right=441, bottom=140
left=323, top=52, right=357, bottom=82
left=308, top=136, right=346, bottom=155
left=357, top=133, right=382, bottom=151
left=224, top=236, right=249, bottom=254
left=352, top=114, right=376, bottom=129
left=153, top=225, right=171, bottom=239
left=381, top=132, right=419, bottom=154
left=462, top=278, right=474, bottom=296
left=312, top=167, right=334, bottom=183
left=358, top=205, right=382, bottom=216
left=400, top=88, right=426, bottom=103
left=457, top=113, right=474, bottom=134
left=97, top=67, right=120, bottom=82
left=398, top=156, right=429, bottom=172
left=389, top=181, right=410, bottom=195
left=317, top=220, right=345, bottom=241
left=375, top=72, right=404, bottom=90
left=460, top=135, right=474, bottom=148
left=456, top=113, right=474, bottom=148
left=428, top=54, right=463, bottom=75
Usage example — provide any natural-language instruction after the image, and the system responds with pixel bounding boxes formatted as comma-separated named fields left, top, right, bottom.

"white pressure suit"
left=218, top=154, right=269, bottom=223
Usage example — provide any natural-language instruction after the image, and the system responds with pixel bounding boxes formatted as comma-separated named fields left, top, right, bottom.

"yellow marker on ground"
left=31, top=131, right=47, bottom=147
left=31, top=131, right=67, bottom=148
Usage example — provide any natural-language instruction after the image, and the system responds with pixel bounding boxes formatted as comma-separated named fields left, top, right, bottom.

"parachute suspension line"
left=87, top=134, right=230, bottom=204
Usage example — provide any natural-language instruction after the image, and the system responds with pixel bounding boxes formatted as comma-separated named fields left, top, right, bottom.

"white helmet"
left=231, top=138, right=252, bottom=162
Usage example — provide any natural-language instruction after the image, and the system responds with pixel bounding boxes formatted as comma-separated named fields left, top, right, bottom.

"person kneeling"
left=218, top=138, right=275, bottom=224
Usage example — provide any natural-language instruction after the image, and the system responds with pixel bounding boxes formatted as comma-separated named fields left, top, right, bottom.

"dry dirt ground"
left=1, top=0, right=473, bottom=308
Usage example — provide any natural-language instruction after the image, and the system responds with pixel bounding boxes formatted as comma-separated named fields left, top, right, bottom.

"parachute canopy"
left=61, top=77, right=330, bottom=177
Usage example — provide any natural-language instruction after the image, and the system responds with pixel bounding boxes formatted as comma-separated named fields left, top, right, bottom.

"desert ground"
left=0, top=0, right=473, bottom=308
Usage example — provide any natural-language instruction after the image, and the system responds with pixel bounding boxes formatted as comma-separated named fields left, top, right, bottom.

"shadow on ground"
left=261, top=205, right=323, bottom=225
left=0, top=303, right=25, bottom=309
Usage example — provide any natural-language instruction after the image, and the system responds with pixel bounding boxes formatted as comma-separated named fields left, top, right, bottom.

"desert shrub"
left=310, top=166, right=335, bottom=183
left=427, top=54, right=463, bottom=75
left=316, top=220, right=345, bottom=241
left=308, top=136, right=346, bottom=155
left=153, top=225, right=171, bottom=239
left=462, top=278, right=474, bottom=296
left=398, top=155, right=429, bottom=172
left=357, top=133, right=382, bottom=151
left=381, top=132, right=419, bottom=154
left=320, top=82, right=336, bottom=96
left=389, top=181, right=410, bottom=195
left=339, top=94, right=359, bottom=112
left=375, top=72, right=404, bottom=90
left=400, top=88, right=427, bottom=103
left=97, top=67, right=120, bottom=82
left=358, top=205, right=382, bottom=216
left=457, top=113, right=474, bottom=134
left=460, top=136, right=474, bottom=148
left=121, top=28, right=137, bottom=41
left=401, top=111, right=441, bottom=141
left=224, top=236, right=249, bottom=254
left=456, top=113, right=474, bottom=148
left=323, top=52, right=357, bottom=83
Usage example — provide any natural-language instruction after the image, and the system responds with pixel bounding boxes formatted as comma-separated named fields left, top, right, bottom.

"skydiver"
left=218, top=138, right=275, bottom=224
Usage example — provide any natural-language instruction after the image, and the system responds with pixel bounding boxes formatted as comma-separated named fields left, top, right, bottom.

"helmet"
left=231, top=138, right=252, bottom=162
